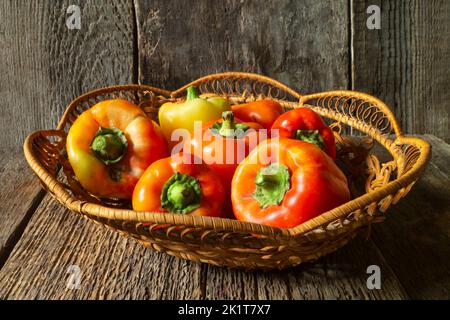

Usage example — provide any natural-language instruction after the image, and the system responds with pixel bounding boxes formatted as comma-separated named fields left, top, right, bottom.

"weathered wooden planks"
left=205, top=236, right=409, bottom=300
left=352, top=0, right=450, bottom=142
left=285, top=237, right=410, bottom=299
left=1, top=0, right=449, bottom=147
left=0, top=150, right=45, bottom=268
left=0, top=0, right=135, bottom=150
left=134, top=0, right=349, bottom=93
left=369, top=135, right=450, bottom=299
left=1, top=0, right=449, bottom=146
left=0, top=194, right=203, bottom=299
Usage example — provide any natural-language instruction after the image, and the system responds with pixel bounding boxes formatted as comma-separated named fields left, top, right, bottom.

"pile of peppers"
left=67, top=86, right=350, bottom=229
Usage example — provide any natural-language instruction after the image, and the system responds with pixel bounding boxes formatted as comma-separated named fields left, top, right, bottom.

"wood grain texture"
left=0, top=0, right=135, bottom=150
left=369, top=135, right=450, bottom=299
left=0, top=194, right=203, bottom=300
left=352, top=0, right=450, bottom=141
left=0, top=150, right=45, bottom=267
left=205, top=265, right=291, bottom=300
left=1, top=1, right=449, bottom=146
left=135, top=0, right=349, bottom=93
left=205, top=236, right=408, bottom=300
left=286, top=237, right=409, bottom=299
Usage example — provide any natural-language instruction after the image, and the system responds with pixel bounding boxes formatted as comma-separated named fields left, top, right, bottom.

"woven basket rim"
left=170, top=71, right=302, bottom=100
left=23, top=73, right=432, bottom=239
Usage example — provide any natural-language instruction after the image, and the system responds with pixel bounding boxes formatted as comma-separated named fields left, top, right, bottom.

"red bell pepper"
left=271, top=107, right=336, bottom=159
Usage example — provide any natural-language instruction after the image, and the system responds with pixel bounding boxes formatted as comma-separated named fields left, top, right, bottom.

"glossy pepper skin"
left=189, top=111, right=264, bottom=191
left=231, top=138, right=351, bottom=228
left=271, top=107, right=336, bottom=159
left=66, top=99, right=168, bottom=199
left=158, top=86, right=230, bottom=149
left=231, top=99, right=283, bottom=130
left=132, top=155, right=225, bottom=217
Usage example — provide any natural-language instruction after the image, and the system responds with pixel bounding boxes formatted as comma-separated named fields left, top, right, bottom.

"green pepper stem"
left=219, top=111, right=236, bottom=137
left=253, top=163, right=290, bottom=209
left=91, top=128, right=128, bottom=165
left=161, top=173, right=202, bottom=214
left=186, top=86, right=200, bottom=101
left=210, top=111, right=250, bottom=138
left=295, top=129, right=325, bottom=150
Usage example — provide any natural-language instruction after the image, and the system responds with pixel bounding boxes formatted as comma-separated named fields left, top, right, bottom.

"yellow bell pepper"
left=158, top=86, right=230, bottom=148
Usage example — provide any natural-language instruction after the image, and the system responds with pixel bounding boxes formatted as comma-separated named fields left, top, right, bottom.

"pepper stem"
left=253, top=163, right=290, bottom=208
left=91, top=128, right=128, bottom=165
left=161, top=173, right=202, bottom=214
left=186, top=86, right=200, bottom=101
left=210, top=111, right=250, bottom=138
left=219, top=111, right=236, bottom=137
left=295, top=129, right=325, bottom=150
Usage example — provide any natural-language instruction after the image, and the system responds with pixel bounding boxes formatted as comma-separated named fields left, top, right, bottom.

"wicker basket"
left=23, top=72, right=431, bottom=270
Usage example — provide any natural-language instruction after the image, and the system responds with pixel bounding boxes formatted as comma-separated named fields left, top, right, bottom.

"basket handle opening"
left=170, top=72, right=302, bottom=102
left=298, top=90, right=404, bottom=138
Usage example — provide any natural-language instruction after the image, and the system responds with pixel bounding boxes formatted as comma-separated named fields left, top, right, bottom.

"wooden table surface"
left=0, top=134, right=448, bottom=300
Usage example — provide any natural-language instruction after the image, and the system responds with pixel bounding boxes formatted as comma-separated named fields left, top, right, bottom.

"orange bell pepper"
left=189, top=111, right=264, bottom=190
left=132, top=154, right=225, bottom=217
left=187, top=111, right=264, bottom=218
left=231, top=138, right=350, bottom=228
left=66, top=99, right=168, bottom=199
left=231, top=99, right=283, bottom=130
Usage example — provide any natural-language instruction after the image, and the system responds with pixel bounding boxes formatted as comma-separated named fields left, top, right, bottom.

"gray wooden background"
left=1, top=0, right=449, bottom=150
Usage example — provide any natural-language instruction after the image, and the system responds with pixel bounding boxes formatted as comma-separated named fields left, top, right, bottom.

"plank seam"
left=348, top=0, right=355, bottom=137
left=0, top=188, right=47, bottom=270
left=253, top=272, right=259, bottom=300
left=368, top=235, right=411, bottom=299
left=348, top=0, right=354, bottom=91
left=131, top=0, right=139, bottom=84
left=283, top=273, right=293, bottom=300
left=199, top=263, right=207, bottom=300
